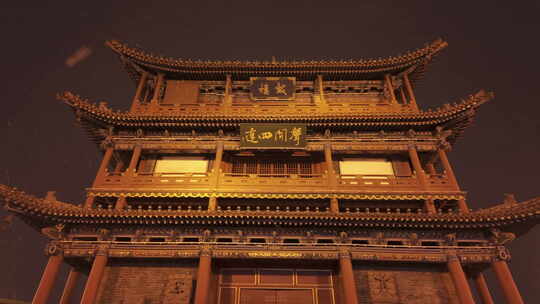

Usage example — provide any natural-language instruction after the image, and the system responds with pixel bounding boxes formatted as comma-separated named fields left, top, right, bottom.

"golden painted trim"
left=88, top=191, right=465, bottom=200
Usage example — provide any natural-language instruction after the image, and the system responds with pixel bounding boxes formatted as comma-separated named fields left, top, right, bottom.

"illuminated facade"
left=1, top=39, right=539, bottom=304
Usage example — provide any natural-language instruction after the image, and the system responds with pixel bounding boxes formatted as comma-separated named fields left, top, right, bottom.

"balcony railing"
left=339, top=174, right=418, bottom=189
left=220, top=173, right=326, bottom=188
left=94, top=170, right=457, bottom=194
left=100, top=171, right=211, bottom=189
left=130, top=101, right=417, bottom=115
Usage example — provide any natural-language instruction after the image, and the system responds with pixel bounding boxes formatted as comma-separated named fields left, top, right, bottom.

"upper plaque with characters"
left=250, top=77, right=295, bottom=101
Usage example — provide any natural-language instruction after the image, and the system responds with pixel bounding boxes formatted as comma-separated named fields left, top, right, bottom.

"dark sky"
left=1, top=1, right=539, bottom=302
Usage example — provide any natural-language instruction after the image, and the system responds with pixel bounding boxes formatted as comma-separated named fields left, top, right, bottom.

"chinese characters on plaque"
left=240, top=124, right=306, bottom=148
left=250, top=77, right=295, bottom=100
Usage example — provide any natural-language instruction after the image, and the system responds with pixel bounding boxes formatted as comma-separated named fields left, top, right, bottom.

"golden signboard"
left=250, top=77, right=295, bottom=100
left=240, top=124, right=306, bottom=148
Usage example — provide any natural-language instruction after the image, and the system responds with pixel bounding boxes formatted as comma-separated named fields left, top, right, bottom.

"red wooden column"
left=32, top=248, right=64, bottom=304
left=408, top=145, right=427, bottom=187
left=223, top=74, right=232, bottom=107
left=437, top=148, right=459, bottom=189
left=492, top=258, right=524, bottom=304
left=150, top=73, right=165, bottom=105
left=130, top=71, right=148, bottom=112
left=208, top=197, right=217, bottom=212
left=115, top=196, right=127, bottom=211
left=330, top=198, right=339, bottom=213
left=126, top=145, right=142, bottom=177
left=339, top=250, right=359, bottom=304
left=424, top=198, right=436, bottom=214
left=384, top=74, right=397, bottom=104
left=59, top=267, right=81, bottom=304
left=316, top=74, right=328, bottom=108
left=403, top=73, right=418, bottom=110
left=324, top=143, right=338, bottom=187
left=473, top=272, right=495, bottom=304
left=194, top=248, right=212, bottom=304
left=447, top=255, right=475, bottom=304
left=80, top=246, right=108, bottom=304
left=211, top=140, right=224, bottom=188
left=92, top=146, right=114, bottom=187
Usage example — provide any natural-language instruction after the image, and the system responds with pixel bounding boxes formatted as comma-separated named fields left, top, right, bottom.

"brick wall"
left=96, top=260, right=197, bottom=304
left=354, top=264, right=459, bottom=304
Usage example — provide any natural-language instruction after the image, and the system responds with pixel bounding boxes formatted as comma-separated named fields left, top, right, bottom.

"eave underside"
left=59, top=90, right=493, bottom=147
left=2, top=185, right=539, bottom=232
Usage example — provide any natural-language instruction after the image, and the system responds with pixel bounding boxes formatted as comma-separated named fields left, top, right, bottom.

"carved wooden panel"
left=260, top=269, right=294, bottom=285
left=221, top=268, right=257, bottom=285
left=163, top=80, right=200, bottom=105
left=297, top=270, right=332, bottom=286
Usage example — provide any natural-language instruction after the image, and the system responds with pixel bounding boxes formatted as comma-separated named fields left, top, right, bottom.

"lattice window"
left=299, top=161, right=312, bottom=175
left=231, top=160, right=244, bottom=174
left=260, top=160, right=271, bottom=175
left=246, top=158, right=257, bottom=174
left=229, top=157, right=315, bottom=176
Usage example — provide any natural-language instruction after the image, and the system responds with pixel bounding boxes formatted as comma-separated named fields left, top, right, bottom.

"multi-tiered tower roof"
left=1, top=39, right=538, bottom=304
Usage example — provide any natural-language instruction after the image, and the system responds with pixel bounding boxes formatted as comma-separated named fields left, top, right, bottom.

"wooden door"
left=239, top=289, right=313, bottom=304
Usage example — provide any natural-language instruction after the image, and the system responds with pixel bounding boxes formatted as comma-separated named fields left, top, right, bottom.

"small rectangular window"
left=149, top=237, right=166, bottom=242
left=316, top=239, right=334, bottom=244
left=421, top=241, right=440, bottom=247
left=115, top=237, right=131, bottom=242
left=457, top=241, right=483, bottom=247
left=352, top=239, right=369, bottom=245
left=183, top=237, right=200, bottom=243
left=339, top=158, right=394, bottom=176
left=154, top=156, right=208, bottom=174
left=73, top=236, right=98, bottom=241
left=249, top=238, right=266, bottom=243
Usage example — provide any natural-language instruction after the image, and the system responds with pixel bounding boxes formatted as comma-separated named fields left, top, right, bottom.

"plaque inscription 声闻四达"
left=240, top=124, right=306, bottom=149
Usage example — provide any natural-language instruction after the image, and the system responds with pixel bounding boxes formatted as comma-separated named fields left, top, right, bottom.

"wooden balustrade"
left=339, top=175, right=418, bottom=189
left=93, top=169, right=455, bottom=194
left=130, top=100, right=417, bottom=115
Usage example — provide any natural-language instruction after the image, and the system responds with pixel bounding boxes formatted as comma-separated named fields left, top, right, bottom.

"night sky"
left=1, top=1, right=539, bottom=302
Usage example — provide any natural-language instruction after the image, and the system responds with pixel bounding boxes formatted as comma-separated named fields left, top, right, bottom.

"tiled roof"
left=106, top=39, right=448, bottom=81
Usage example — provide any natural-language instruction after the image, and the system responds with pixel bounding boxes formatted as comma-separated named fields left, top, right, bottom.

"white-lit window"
left=339, top=158, right=394, bottom=176
left=154, top=156, right=208, bottom=174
